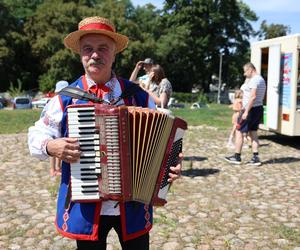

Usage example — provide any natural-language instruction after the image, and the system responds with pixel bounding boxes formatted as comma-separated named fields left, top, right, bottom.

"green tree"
left=24, top=0, right=97, bottom=92
left=2, top=0, right=43, bottom=20
left=0, top=0, right=262, bottom=94
left=0, top=0, right=45, bottom=92
left=258, top=20, right=291, bottom=40
left=158, top=0, right=257, bottom=92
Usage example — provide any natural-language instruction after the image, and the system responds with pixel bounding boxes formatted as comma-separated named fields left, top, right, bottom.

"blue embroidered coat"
left=55, top=76, right=153, bottom=241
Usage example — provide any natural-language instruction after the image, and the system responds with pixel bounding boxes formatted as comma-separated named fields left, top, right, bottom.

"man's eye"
left=83, top=47, right=93, bottom=53
left=98, top=47, right=108, bottom=52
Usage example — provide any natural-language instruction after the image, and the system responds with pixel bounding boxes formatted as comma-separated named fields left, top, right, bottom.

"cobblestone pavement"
left=0, top=127, right=299, bottom=250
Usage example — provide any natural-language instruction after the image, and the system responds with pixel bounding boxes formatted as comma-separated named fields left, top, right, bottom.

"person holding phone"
left=141, top=64, right=172, bottom=109
left=129, top=58, right=154, bottom=88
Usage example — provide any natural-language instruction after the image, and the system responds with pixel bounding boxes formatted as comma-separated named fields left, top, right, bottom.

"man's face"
left=80, top=34, right=116, bottom=83
left=243, top=66, right=253, bottom=78
left=143, top=64, right=152, bottom=74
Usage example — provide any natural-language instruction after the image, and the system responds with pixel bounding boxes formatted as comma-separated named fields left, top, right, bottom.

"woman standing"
left=143, top=64, right=172, bottom=109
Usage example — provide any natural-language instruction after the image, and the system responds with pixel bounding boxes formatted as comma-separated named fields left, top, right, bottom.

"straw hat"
left=64, top=16, right=129, bottom=54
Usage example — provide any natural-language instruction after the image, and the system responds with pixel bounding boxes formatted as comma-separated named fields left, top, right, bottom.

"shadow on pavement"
left=181, top=168, right=220, bottom=178
left=259, top=134, right=300, bottom=150
left=263, top=157, right=300, bottom=164
left=183, top=156, right=207, bottom=162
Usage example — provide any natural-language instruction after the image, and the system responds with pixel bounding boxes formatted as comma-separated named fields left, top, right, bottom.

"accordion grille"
left=101, top=116, right=122, bottom=194
left=129, top=108, right=173, bottom=204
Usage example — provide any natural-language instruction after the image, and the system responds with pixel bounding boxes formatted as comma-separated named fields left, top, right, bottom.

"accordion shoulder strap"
left=119, top=78, right=149, bottom=108
left=118, top=78, right=132, bottom=106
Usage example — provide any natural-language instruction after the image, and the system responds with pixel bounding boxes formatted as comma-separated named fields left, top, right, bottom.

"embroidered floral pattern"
left=144, top=204, right=151, bottom=228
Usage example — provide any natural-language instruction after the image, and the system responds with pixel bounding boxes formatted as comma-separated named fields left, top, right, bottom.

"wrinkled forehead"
left=80, top=33, right=116, bottom=49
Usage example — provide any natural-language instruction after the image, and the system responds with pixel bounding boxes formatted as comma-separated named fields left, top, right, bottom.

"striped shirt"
left=241, top=75, right=266, bottom=108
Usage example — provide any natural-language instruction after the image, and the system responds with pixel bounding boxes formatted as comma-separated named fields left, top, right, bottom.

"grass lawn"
left=171, top=103, right=232, bottom=129
left=0, top=104, right=232, bottom=134
left=0, top=109, right=42, bottom=134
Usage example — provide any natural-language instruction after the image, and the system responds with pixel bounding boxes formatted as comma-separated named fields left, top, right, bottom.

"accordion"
left=67, top=104, right=187, bottom=206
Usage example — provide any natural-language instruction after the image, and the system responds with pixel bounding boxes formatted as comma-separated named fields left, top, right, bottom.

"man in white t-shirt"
left=225, top=62, right=266, bottom=166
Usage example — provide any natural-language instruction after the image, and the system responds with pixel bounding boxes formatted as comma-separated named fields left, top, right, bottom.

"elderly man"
left=225, top=62, right=266, bottom=166
left=28, top=16, right=182, bottom=249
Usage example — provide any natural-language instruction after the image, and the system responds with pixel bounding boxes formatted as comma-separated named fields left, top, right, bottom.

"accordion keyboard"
left=67, top=106, right=101, bottom=201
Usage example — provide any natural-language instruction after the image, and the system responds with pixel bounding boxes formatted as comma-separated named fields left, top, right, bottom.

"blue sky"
left=131, top=0, right=300, bottom=36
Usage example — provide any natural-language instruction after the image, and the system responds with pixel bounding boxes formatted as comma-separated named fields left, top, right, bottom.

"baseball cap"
left=55, top=80, right=69, bottom=93
left=143, top=58, right=154, bottom=64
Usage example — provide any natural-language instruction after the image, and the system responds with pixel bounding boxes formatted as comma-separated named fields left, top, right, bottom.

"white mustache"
left=87, top=59, right=104, bottom=67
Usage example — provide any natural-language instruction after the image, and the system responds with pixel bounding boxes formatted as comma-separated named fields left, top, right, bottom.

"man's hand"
left=168, top=153, right=183, bottom=182
left=242, top=110, right=248, bottom=120
left=46, top=138, right=81, bottom=163
left=136, top=61, right=144, bottom=69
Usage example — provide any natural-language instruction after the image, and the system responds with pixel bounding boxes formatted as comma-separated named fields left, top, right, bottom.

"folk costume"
left=28, top=74, right=156, bottom=241
left=28, top=16, right=156, bottom=243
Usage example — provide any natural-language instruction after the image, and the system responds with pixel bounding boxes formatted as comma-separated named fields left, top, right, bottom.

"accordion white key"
left=67, top=104, right=187, bottom=206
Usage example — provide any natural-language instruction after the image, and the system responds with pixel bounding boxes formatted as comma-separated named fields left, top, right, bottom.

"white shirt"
left=241, top=75, right=266, bottom=108
left=28, top=74, right=155, bottom=216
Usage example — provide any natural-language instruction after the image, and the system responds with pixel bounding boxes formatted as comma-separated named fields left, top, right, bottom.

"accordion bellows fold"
left=67, top=104, right=187, bottom=206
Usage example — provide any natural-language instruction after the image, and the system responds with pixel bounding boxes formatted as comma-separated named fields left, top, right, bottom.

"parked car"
left=32, top=97, right=51, bottom=109
left=13, top=96, right=32, bottom=109
left=190, top=102, right=208, bottom=109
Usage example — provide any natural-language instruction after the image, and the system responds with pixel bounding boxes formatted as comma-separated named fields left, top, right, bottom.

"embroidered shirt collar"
left=85, top=71, right=117, bottom=91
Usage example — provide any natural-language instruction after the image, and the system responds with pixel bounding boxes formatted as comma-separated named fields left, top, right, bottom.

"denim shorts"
left=237, top=106, right=263, bottom=133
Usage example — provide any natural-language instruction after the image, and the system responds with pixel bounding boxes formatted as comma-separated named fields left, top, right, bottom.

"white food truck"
left=251, top=34, right=300, bottom=136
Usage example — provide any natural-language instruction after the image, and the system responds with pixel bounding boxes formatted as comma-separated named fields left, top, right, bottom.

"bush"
left=8, top=79, right=25, bottom=98
left=172, top=91, right=208, bottom=103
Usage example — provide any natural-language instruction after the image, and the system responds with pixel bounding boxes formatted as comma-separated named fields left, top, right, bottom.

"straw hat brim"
left=64, top=29, right=129, bottom=54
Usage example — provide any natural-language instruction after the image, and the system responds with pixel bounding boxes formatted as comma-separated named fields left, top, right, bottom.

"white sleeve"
left=28, top=95, right=64, bottom=160
left=249, top=76, right=259, bottom=89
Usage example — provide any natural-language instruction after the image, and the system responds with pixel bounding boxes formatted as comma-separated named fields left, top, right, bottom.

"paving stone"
left=0, top=129, right=299, bottom=249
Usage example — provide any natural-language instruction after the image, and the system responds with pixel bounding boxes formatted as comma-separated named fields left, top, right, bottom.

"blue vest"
left=55, top=76, right=153, bottom=241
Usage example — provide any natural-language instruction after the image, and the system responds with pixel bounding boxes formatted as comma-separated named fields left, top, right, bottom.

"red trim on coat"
left=55, top=219, right=96, bottom=241
left=119, top=203, right=152, bottom=241
left=54, top=201, right=102, bottom=241
left=58, top=95, right=64, bottom=112
left=82, top=75, right=89, bottom=91
left=92, top=202, right=101, bottom=240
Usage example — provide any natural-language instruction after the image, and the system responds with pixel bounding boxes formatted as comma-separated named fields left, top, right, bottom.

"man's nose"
left=91, top=50, right=100, bottom=58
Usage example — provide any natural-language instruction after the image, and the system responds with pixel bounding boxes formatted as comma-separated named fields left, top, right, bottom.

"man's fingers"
left=64, top=137, right=79, bottom=143
left=65, top=149, right=81, bottom=157
left=170, top=166, right=180, bottom=175
left=63, top=154, right=80, bottom=163
left=168, top=172, right=180, bottom=183
left=66, top=143, right=81, bottom=151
